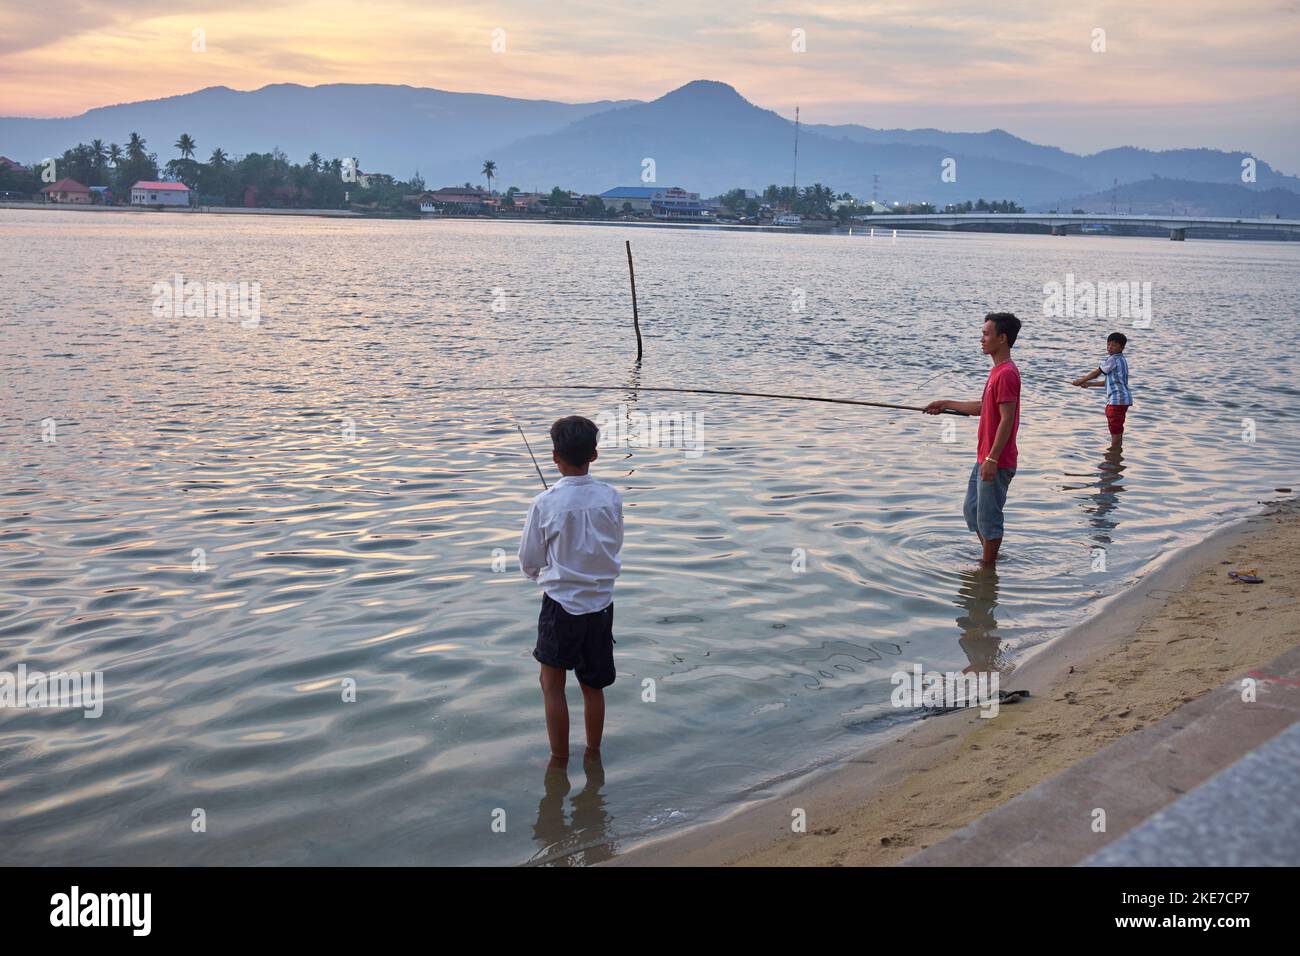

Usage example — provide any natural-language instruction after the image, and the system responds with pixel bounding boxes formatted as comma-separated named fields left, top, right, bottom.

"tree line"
left=0, top=133, right=421, bottom=209
left=0, top=136, right=1027, bottom=219
left=717, top=185, right=1024, bottom=221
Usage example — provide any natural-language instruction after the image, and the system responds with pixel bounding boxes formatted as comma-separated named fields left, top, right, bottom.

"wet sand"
left=613, top=495, right=1300, bottom=866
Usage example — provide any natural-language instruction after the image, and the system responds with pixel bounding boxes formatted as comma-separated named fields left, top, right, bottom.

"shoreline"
left=5, top=204, right=1297, bottom=241
left=610, top=495, right=1300, bottom=866
left=0, top=201, right=363, bottom=218
left=0, top=201, right=793, bottom=230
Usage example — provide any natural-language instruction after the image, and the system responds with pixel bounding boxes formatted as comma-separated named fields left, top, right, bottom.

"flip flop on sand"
left=1228, top=569, right=1264, bottom=584
left=922, top=689, right=1031, bottom=718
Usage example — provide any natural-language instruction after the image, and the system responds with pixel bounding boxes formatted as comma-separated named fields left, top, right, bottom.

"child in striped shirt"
left=1073, top=332, right=1133, bottom=442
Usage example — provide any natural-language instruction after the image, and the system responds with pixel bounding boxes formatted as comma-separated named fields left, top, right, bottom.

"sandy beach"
left=614, top=494, right=1300, bottom=866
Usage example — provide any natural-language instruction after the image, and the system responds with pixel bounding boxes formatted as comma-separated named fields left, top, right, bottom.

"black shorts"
left=533, top=593, right=616, bottom=689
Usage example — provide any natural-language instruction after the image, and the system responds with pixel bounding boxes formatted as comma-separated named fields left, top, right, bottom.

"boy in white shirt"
left=518, top=415, right=624, bottom=766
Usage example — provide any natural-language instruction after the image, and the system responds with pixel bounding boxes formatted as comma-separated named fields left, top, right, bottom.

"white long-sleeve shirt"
left=517, top=474, right=623, bottom=615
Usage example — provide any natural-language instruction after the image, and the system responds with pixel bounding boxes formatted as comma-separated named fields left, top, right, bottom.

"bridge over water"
left=850, top=213, right=1300, bottom=240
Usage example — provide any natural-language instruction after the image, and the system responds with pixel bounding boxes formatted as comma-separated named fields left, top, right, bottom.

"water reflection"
left=954, top=565, right=1010, bottom=674
left=1063, top=442, right=1128, bottom=547
left=528, top=756, right=617, bottom=866
left=1085, top=442, right=1127, bottom=547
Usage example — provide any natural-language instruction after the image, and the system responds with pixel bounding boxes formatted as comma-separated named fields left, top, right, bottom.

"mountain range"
left=3, top=79, right=1297, bottom=213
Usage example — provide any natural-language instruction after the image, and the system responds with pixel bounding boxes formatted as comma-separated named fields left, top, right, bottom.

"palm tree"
left=126, top=132, right=147, bottom=162
left=175, top=134, right=197, bottom=160
left=108, top=143, right=122, bottom=167
left=799, top=183, right=833, bottom=217
left=308, top=152, right=322, bottom=172
left=90, top=139, right=108, bottom=170
left=481, top=160, right=497, bottom=194
left=209, top=147, right=228, bottom=168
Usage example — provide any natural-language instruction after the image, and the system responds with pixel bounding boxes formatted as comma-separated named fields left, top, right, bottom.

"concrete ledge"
left=1082, top=721, right=1300, bottom=866
left=904, top=644, right=1300, bottom=866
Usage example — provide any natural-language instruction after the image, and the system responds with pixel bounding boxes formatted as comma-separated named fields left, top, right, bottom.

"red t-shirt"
left=977, top=360, right=1020, bottom=469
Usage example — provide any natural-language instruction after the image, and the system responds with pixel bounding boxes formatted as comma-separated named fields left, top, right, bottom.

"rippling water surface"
left=1, top=210, right=1297, bottom=864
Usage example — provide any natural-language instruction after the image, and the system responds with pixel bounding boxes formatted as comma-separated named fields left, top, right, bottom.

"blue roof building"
left=599, top=185, right=717, bottom=219
left=600, top=186, right=661, bottom=201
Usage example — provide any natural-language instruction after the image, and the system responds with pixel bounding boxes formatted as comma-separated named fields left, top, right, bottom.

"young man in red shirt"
left=925, top=312, right=1022, bottom=565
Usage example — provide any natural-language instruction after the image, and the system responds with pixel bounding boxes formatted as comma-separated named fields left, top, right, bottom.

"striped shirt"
left=1099, top=353, right=1132, bottom=405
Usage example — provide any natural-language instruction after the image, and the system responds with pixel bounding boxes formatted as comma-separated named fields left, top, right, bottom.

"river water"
left=1, top=210, right=1296, bottom=864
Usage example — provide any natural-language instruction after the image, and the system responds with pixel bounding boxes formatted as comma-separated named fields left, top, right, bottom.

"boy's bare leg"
left=579, top=682, right=605, bottom=754
left=981, top=536, right=1002, bottom=564
left=539, top=664, right=569, bottom=763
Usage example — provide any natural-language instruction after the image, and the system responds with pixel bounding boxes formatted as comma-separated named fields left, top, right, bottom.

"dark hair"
left=550, top=415, right=599, bottom=467
left=1107, top=332, right=1128, bottom=349
left=985, top=311, right=1021, bottom=347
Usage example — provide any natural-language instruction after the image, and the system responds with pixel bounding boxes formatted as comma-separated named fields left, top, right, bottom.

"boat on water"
left=774, top=214, right=802, bottom=226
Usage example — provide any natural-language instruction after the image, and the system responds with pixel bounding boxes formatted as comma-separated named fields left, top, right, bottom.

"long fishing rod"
left=513, top=420, right=548, bottom=489
left=447, top=384, right=972, bottom=415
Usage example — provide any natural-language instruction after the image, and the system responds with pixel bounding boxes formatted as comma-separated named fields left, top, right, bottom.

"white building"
left=130, top=181, right=191, bottom=206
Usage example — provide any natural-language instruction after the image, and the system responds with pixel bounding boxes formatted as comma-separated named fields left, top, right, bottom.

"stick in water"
left=626, top=240, right=642, bottom=363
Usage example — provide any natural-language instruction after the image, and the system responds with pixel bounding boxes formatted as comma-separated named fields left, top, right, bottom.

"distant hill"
left=1045, top=177, right=1300, bottom=218
left=0, top=83, right=637, bottom=184
left=808, top=125, right=1300, bottom=195
left=491, top=80, right=1095, bottom=204
left=2, top=79, right=1296, bottom=205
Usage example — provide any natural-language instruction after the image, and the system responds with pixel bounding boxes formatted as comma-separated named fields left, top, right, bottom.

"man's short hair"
left=1107, top=331, right=1128, bottom=348
left=550, top=415, right=599, bottom=467
left=986, top=312, right=1021, bottom=347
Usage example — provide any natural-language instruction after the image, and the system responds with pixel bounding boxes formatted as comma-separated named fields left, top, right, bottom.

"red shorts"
left=1105, top=404, right=1130, bottom=434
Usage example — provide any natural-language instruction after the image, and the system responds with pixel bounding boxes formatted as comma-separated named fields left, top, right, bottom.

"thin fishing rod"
left=449, top=385, right=972, bottom=415
left=515, top=422, right=548, bottom=490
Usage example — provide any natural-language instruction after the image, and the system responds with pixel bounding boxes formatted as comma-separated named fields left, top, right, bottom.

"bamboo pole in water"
left=626, top=240, right=643, bottom=363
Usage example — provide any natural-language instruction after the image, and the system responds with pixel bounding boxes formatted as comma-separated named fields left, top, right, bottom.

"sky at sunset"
left=3, top=0, right=1299, bottom=170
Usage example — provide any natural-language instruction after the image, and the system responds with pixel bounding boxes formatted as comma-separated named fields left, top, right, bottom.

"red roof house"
left=42, top=178, right=92, bottom=203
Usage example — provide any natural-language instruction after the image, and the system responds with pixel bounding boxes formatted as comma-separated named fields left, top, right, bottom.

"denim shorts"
left=964, top=463, right=1016, bottom=540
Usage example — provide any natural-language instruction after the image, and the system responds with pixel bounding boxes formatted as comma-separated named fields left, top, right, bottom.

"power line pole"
left=791, top=106, right=799, bottom=201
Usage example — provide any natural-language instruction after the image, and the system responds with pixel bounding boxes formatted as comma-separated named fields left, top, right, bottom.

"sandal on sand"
left=1229, top=569, right=1264, bottom=584
left=922, top=689, right=1030, bottom=717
